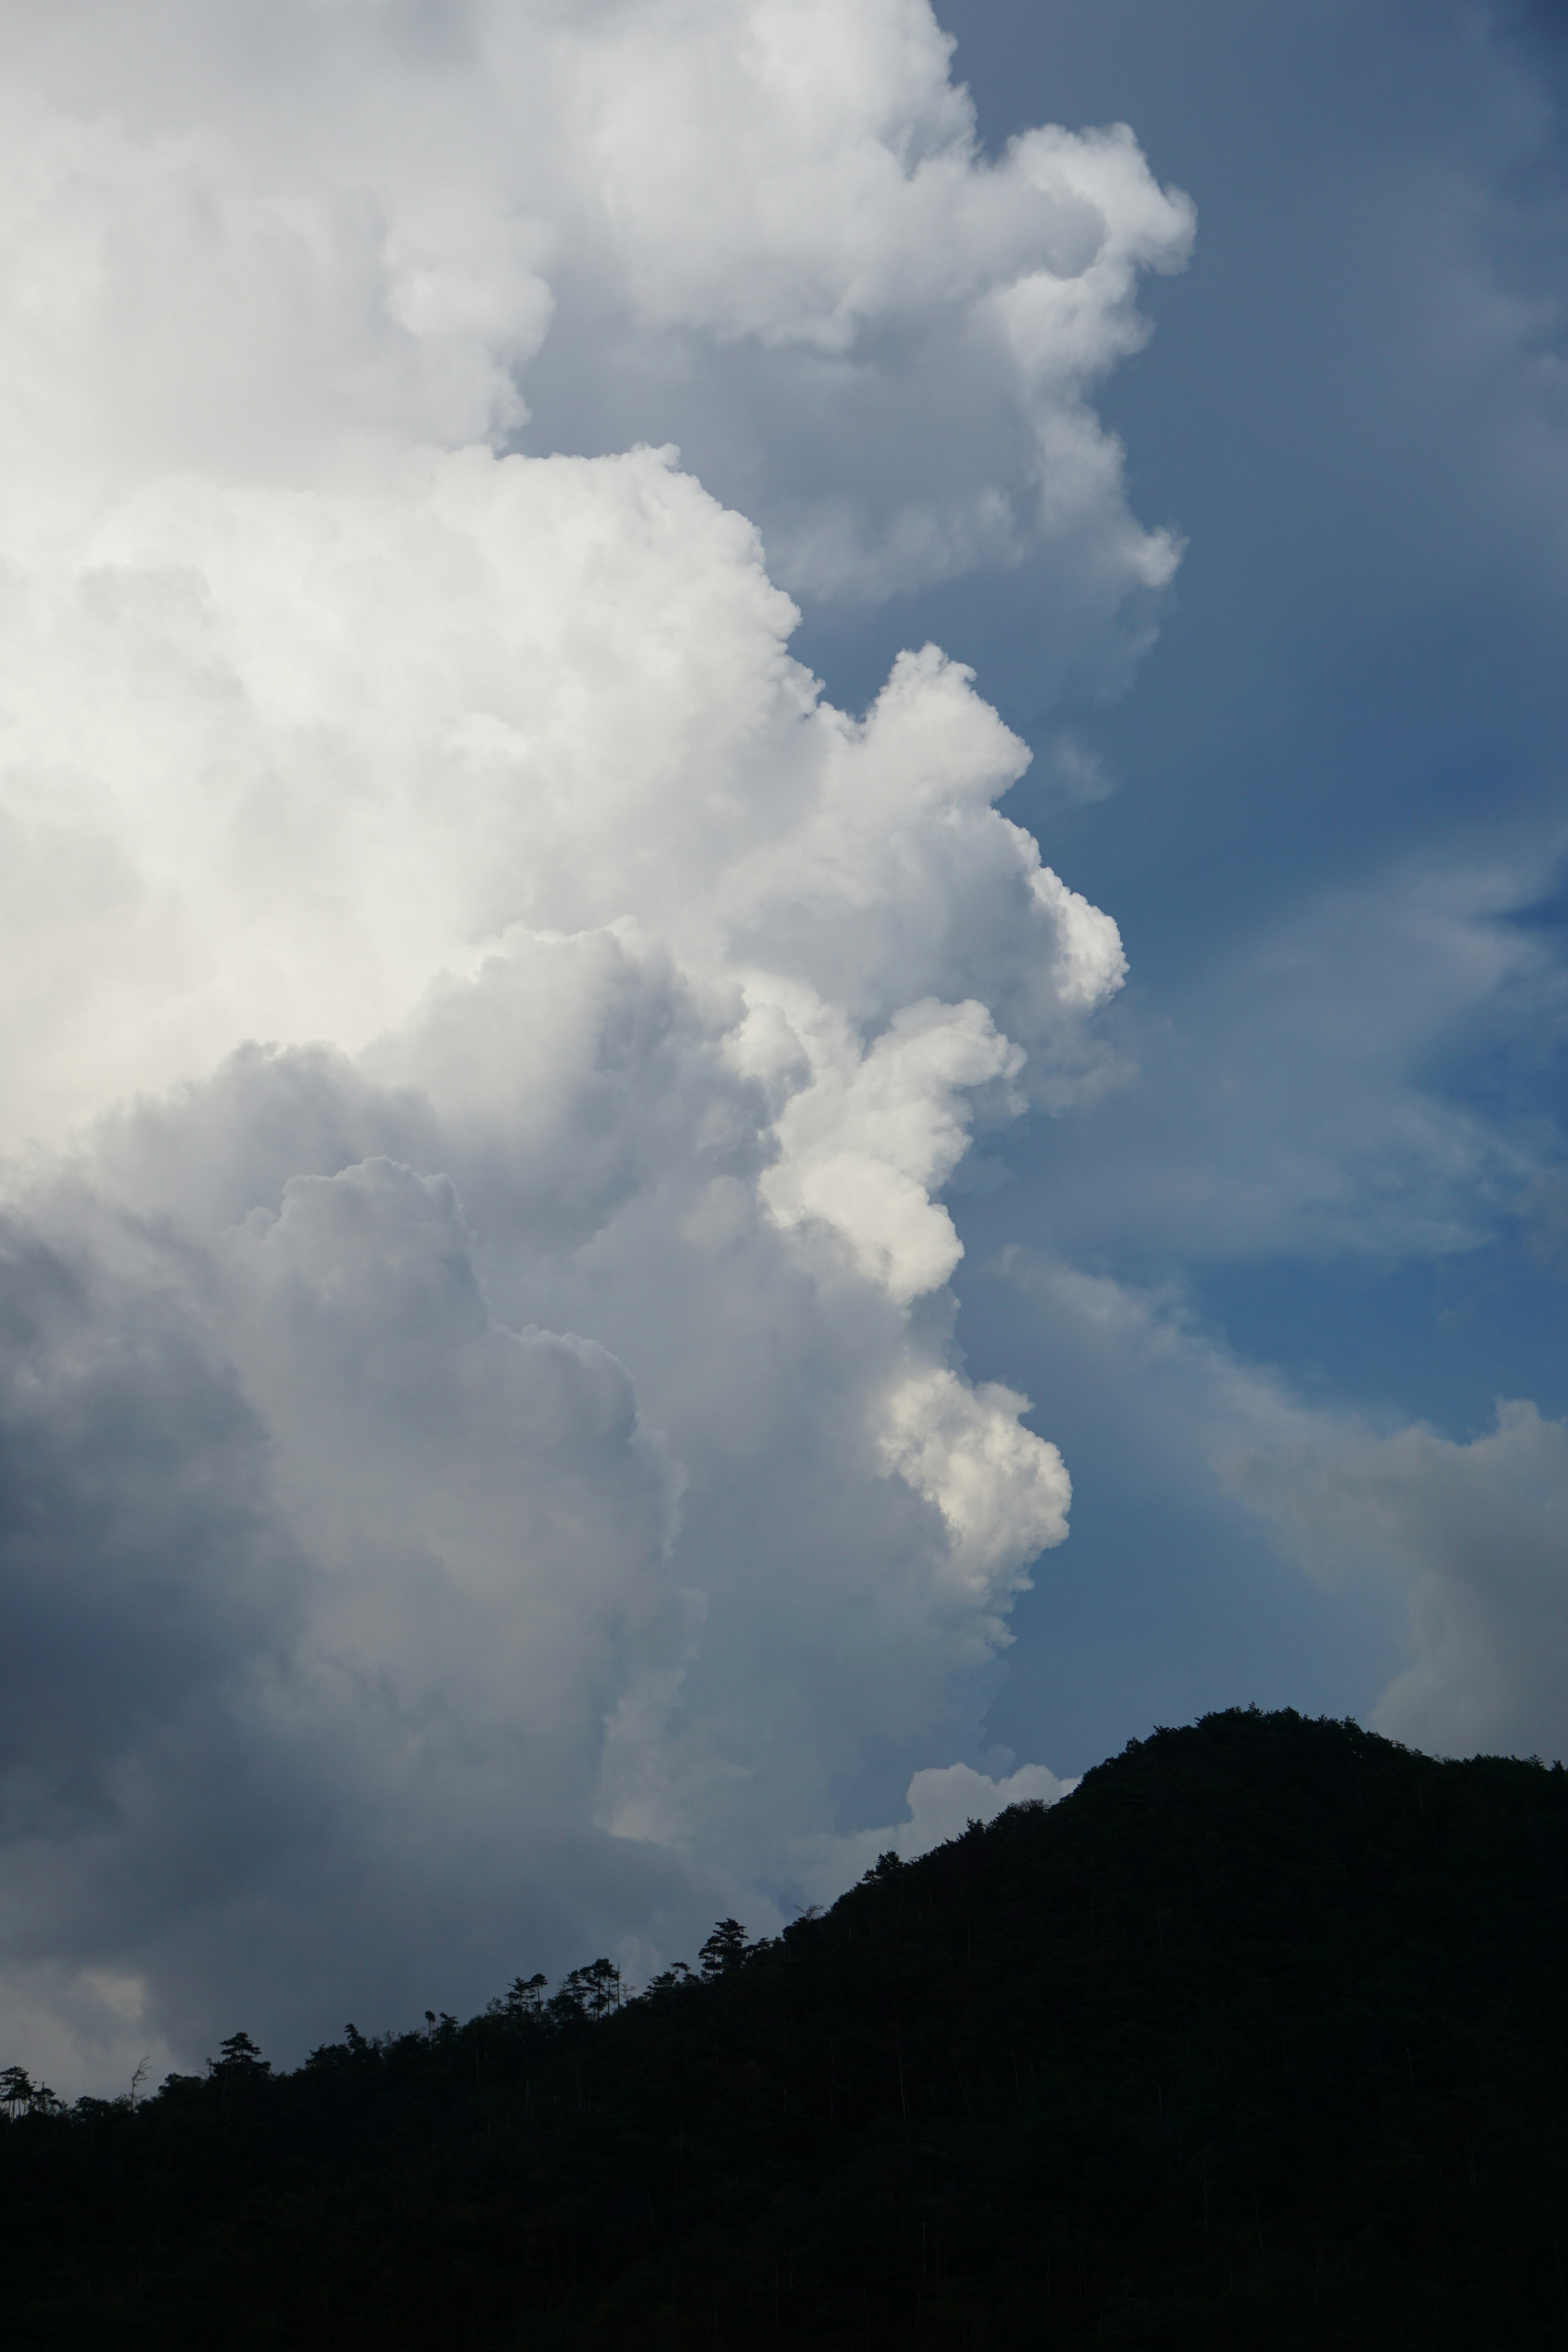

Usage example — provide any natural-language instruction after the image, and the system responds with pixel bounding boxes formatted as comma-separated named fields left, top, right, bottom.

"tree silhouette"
left=697, top=1918, right=749, bottom=1978
left=553, top=1958, right=621, bottom=2021
left=504, top=1973, right=548, bottom=2021
left=211, top=2031, right=269, bottom=2076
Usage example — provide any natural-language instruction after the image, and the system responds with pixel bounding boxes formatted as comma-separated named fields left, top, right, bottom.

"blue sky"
left=834, top=0, right=1568, bottom=1776
left=0, top=0, right=1564, bottom=2089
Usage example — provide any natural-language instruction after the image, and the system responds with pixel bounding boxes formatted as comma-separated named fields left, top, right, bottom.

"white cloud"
left=0, top=452, right=1123, bottom=1149
left=0, top=0, right=1191, bottom=611
left=804, top=1755, right=1077, bottom=1895
left=876, top=1366, right=1070, bottom=1617
left=0, top=0, right=1159, bottom=2085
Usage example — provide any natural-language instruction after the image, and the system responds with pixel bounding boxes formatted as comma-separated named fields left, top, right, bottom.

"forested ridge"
left=5, top=1706, right=1568, bottom=2348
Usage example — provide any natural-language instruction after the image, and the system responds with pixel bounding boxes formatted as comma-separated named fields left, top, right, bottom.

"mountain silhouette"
left=4, top=1706, right=1567, bottom=2347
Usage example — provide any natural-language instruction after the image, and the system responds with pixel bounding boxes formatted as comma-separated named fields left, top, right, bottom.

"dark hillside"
left=5, top=1708, right=1568, bottom=2348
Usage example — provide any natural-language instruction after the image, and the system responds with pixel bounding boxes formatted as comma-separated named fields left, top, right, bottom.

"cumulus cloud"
left=0, top=0, right=1191, bottom=612
left=0, top=0, right=1161, bottom=2083
left=0, top=452, right=1127, bottom=1148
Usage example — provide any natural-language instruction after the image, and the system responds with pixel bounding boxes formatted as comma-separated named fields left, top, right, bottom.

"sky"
left=0, top=0, right=1564, bottom=2096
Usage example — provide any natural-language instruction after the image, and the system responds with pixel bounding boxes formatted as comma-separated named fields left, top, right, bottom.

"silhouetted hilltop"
left=5, top=1707, right=1568, bottom=2348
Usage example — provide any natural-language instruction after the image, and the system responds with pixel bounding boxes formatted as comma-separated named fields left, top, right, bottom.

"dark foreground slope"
left=6, top=1708, right=1568, bottom=2350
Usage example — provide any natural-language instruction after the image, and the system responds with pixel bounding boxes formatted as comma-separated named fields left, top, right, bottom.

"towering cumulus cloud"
left=0, top=0, right=1188, bottom=2085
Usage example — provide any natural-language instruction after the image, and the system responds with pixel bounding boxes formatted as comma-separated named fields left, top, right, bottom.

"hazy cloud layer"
left=1238, top=1401, right=1568, bottom=1762
left=997, top=1245, right=1568, bottom=1775
left=0, top=0, right=1176, bottom=2085
left=1010, top=836, right=1565, bottom=1273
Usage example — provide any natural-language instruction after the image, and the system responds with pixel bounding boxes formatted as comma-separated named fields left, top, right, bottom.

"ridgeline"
left=5, top=1707, right=1568, bottom=2348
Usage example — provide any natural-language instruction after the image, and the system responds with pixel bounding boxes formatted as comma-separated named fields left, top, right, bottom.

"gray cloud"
left=0, top=1144, right=769, bottom=2074
left=0, top=1208, right=304, bottom=1822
